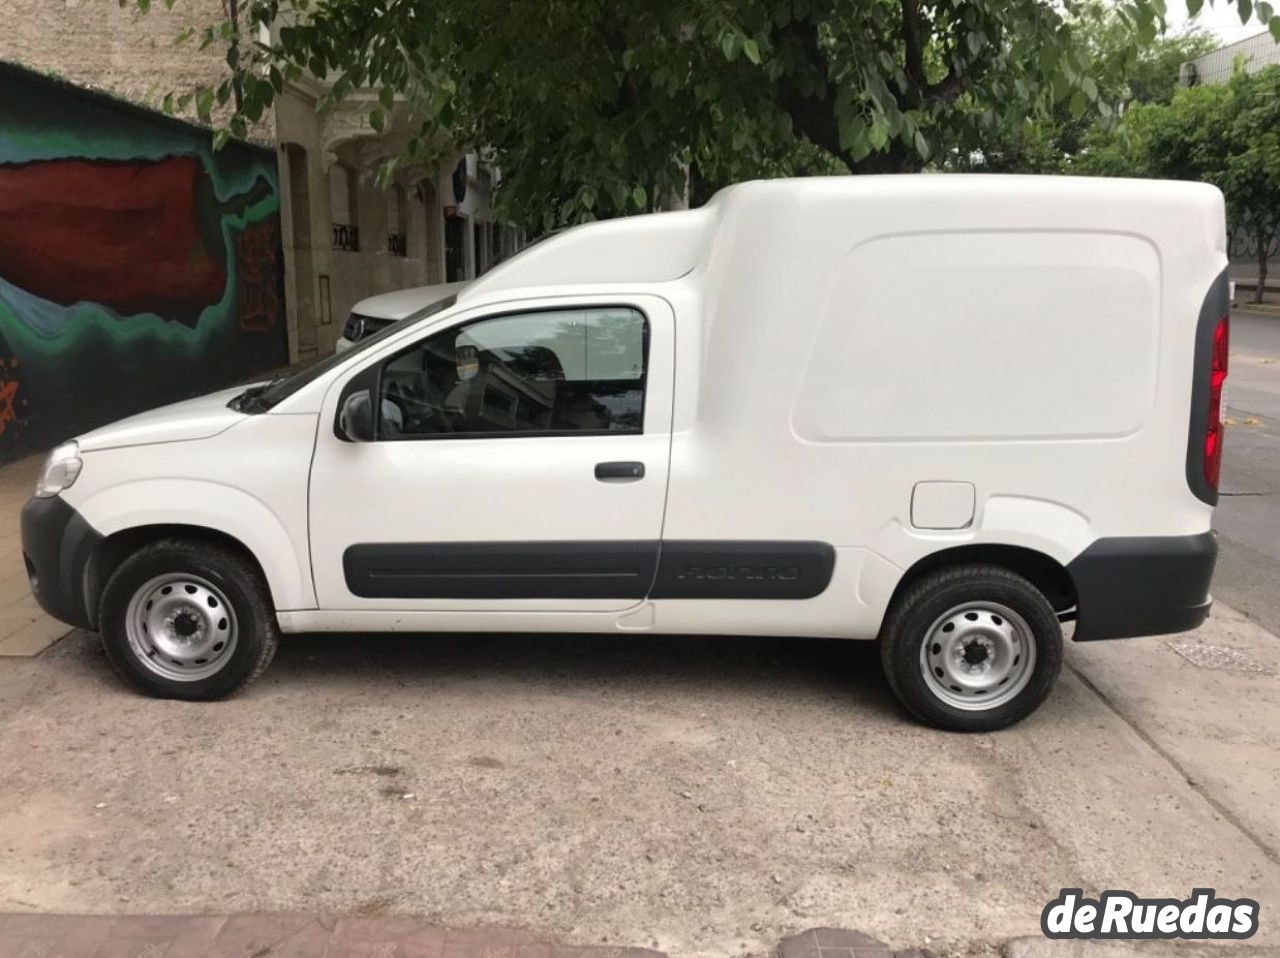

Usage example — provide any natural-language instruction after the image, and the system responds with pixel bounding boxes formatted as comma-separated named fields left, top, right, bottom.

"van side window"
left=377, top=307, right=648, bottom=438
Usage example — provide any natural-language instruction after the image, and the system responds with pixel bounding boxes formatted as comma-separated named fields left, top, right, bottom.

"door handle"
left=595, top=461, right=645, bottom=481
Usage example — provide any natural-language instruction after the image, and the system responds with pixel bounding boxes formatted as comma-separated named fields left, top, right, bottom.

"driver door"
left=308, top=294, right=675, bottom=613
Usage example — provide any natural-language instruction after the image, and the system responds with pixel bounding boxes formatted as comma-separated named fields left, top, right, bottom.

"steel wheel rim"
left=919, top=601, right=1037, bottom=711
left=124, top=573, right=238, bottom=682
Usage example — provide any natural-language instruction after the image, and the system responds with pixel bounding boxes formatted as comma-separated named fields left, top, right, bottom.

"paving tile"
left=204, top=914, right=318, bottom=957
left=0, top=594, right=44, bottom=633
left=813, top=927, right=891, bottom=955
left=0, top=615, right=71, bottom=656
left=153, top=917, right=229, bottom=958
left=776, top=929, right=822, bottom=958
left=0, top=576, right=35, bottom=614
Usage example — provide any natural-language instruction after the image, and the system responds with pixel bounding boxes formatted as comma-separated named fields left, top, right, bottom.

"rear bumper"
left=1067, top=532, right=1217, bottom=641
left=20, top=495, right=101, bottom=630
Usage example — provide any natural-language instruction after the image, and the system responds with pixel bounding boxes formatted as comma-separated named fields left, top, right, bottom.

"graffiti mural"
left=0, top=62, right=288, bottom=462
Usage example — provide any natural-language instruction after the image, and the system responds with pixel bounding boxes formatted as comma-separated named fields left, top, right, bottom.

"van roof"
left=460, top=174, right=1225, bottom=301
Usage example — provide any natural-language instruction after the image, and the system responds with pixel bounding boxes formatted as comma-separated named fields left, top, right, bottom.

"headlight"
left=35, top=441, right=82, bottom=498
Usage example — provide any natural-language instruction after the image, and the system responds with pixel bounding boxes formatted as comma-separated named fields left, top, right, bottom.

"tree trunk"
left=1257, top=227, right=1269, bottom=306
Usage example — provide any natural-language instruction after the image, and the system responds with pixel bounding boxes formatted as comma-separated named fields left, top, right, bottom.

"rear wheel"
left=99, top=539, right=278, bottom=700
left=879, top=565, right=1063, bottom=731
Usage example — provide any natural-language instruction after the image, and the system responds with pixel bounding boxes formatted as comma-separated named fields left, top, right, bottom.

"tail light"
left=1202, top=315, right=1229, bottom=491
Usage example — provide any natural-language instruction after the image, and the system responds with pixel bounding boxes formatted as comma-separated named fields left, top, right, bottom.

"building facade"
left=0, top=61, right=289, bottom=460
left=274, top=84, right=519, bottom=358
left=0, top=0, right=516, bottom=365
left=1181, top=29, right=1280, bottom=86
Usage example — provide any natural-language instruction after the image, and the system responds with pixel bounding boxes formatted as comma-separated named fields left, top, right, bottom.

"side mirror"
left=338, top=390, right=376, bottom=442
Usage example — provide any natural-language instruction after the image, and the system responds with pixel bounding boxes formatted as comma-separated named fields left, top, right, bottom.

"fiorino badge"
left=1042, top=888, right=1259, bottom=940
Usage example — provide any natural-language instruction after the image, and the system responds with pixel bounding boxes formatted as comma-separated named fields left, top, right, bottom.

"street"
left=1215, top=309, right=1280, bottom=635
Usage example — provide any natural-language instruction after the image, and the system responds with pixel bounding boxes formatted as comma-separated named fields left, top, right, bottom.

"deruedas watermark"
left=1042, top=888, right=1259, bottom=940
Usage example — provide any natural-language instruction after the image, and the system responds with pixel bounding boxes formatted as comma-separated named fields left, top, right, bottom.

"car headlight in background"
left=343, top=313, right=366, bottom=342
left=35, top=441, right=82, bottom=498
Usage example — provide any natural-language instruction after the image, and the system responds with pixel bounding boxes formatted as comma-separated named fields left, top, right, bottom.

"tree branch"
left=901, top=0, right=925, bottom=95
left=776, top=16, right=843, bottom=162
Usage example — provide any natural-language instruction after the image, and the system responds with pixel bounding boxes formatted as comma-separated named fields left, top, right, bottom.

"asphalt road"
left=1214, top=309, right=1280, bottom=635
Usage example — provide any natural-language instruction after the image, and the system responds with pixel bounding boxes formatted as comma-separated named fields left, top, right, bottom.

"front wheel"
left=879, top=565, right=1063, bottom=731
left=98, top=539, right=279, bottom=700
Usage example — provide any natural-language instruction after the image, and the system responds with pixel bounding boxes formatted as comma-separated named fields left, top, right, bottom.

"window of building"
left=387, top=185, right=407, bottom=257
left=444, top=214, right=466, bottom=282
left=376, top=307, right=648, bottom=439
left=473, top=219, right=486, bottom=274
left=329, top=163, right=360, bottom=251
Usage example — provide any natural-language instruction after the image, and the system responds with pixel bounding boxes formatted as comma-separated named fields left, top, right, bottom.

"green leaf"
left=720, top=32, right=738, bottom=62
left=195, top=87, right=214, bottom=122
left=631, top=184, right=647, bottom=209
left=379, top=86, right=394, bottom=110
left=1259, top=1, right=1275, bottom=21
left=369, top=108, right=385, bottom=132
left=138, top=0, right=150, bottom=11
left=1069, top=90, right=1087, bottom=119
left=1239, top=0, right=1253, bottom=23
left=868, top=119, right=889, bottom=150
left=1273, top=16, right=1280, bottom=37
left=913, top=129, right=929, bottom=159
left=1188, top=0, right=1204, bottom=14
left=212, top=128, right=230, bottom=151
left=742, top=38, right=761, bottom=65
left=966, top=31, right=984, bottom=56
left=1081, top=75, right=1098, bottom=101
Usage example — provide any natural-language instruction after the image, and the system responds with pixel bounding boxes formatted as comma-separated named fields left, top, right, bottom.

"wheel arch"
left=72, top=479, right=313, bottom=627
left=87, top=524, right=277, bottom=630
left=886, top=543, right=1078, bottom=619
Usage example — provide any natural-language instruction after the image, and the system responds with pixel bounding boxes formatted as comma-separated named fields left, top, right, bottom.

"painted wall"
left=0, top=62, right=288, bottom=462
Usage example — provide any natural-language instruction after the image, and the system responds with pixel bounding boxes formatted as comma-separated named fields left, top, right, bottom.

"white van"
left=334, top=282, right=465, bottom=352
left=20, top=176, right=1229, bottom=730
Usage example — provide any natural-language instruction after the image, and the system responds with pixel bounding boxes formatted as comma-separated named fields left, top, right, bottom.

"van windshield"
left=228, top=294, right=458, bottom=414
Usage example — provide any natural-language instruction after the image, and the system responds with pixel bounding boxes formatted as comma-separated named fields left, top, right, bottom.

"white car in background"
left=335, top=282, right=466, bottom=352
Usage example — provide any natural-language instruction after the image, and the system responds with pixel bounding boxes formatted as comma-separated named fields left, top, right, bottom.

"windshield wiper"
left=227, top=374, right=289, bottom=414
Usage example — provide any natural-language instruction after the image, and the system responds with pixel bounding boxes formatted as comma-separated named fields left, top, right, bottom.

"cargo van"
left=20, top=176, right=1228, bottom=730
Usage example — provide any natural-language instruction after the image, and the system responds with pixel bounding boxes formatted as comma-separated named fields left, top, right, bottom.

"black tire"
left=879, top=564, right=1063, bottom=731
left=98, top=539, right=279, bottom=700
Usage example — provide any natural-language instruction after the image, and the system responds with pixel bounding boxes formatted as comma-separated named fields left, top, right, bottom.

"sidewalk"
left=0, top=917, right=926, bottom=958
left=0, top=453, right=71, bottom=657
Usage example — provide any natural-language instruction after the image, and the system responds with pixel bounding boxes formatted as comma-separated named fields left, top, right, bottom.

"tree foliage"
left=1079, top=65, right=1280, bottom=302
left=132, top=0, right=1277, bottom=229
left=948, top=1, right=1220, bottom=172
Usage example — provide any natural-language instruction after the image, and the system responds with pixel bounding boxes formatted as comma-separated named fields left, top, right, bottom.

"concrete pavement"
left=0, top=606, right=1276, bottom=957
left=0, top=453, right=71, bottom=657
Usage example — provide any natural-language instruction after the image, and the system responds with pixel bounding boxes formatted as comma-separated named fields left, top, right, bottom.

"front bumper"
left=1067, top=532, right=1217, bottom=641
left=20, top=495, right=102, bottom=630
